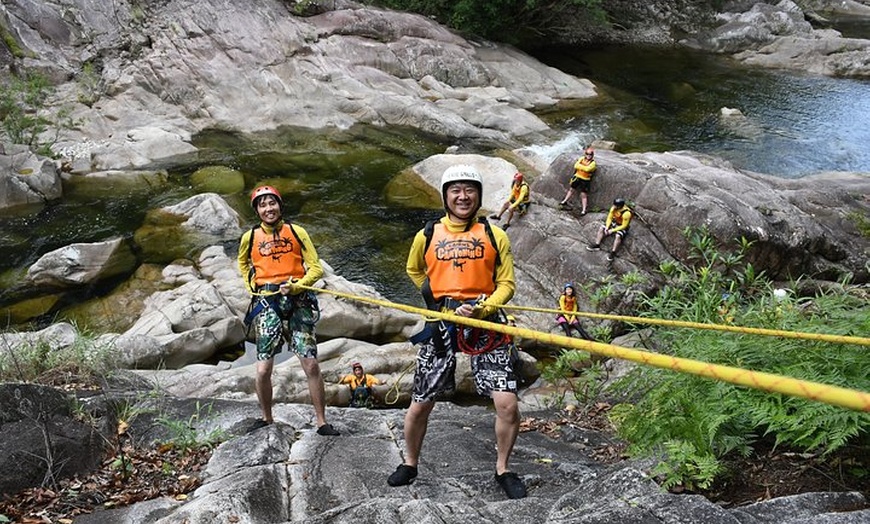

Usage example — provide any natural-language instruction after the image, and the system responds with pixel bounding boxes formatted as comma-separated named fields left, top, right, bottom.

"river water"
left=2, top=42, right=869, bottom=317
left=527, top=46, right=870, bottom=178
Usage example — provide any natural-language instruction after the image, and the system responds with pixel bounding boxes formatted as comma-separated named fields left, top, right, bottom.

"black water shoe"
left=495, top=471, right=527, bottom=499
left=387, top=464, right=418, bottom=486
left=316, top=423, right=340, bottom=436
left=246, top=419, right=272, bottom=433
left=585, top=244, right=600, bottom=251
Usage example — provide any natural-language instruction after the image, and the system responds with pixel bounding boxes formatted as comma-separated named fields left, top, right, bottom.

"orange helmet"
left=513, top=172, right=524, bottom=182
left=250, top=186, right=283, bottom=209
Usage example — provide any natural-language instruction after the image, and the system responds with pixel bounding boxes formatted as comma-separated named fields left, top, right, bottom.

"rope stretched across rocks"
left=286, top=283, right=870, bottom=413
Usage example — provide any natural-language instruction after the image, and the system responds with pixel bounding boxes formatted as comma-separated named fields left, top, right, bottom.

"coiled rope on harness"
left=286, top=282, right=870, bottom=413
left=457, top=326, right=511, bottom=355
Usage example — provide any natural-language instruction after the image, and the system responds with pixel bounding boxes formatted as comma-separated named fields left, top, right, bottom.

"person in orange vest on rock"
left=556, top=283, right=592, bottom=340
left=339, top=362, right=381, bottom=408
left=387, top=164, right=526, bottom=499
left=559, top=147, right=597, bottom=216
left=237, top=185, right=339, bottom=436
left=490, top=172, right=530, bottom=230
left=586, top=197, right=632, bottom=262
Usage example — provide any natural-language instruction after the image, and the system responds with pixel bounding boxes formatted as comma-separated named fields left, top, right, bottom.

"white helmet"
left=440, top=164, right=483, bottom=202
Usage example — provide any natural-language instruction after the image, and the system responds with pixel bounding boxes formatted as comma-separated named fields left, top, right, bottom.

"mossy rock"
left=384, top=169, right=441, bottom=209
left=190, top=165, right=246, bottom=194
left=62, top=170, right=170, bottom=199
left=62, top=264, right=168, bottom=333
left=0, top=294, right=62, bottom=325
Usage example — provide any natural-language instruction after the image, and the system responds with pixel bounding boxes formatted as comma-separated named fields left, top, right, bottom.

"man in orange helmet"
left=489, top=172, right=530, bottom=230
left=237, top=185, right=339, bottom=436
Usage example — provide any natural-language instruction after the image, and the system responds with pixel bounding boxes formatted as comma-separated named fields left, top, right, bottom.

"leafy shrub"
left=0, top=324, right=117, bottom=384
left=539, top=349, right=608, bottom=412
left=368, top=0, right=607, bottom=44
left=608, top=227, right=870, bottom=490
left=0, top=72, right=74, bottom=156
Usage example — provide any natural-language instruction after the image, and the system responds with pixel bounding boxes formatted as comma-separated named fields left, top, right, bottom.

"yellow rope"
left=291, top=283, right=870, bottom=413
left=503, top=304, right=870, bottom=347
left=383, top=360, right=416, bottom=406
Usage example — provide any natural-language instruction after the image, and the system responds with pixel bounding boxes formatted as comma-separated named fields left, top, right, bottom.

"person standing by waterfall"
left=386, top=164, right=527, bottom=499
left=237, top=185, right=339, bottom=436
left=559, top=147, right=597, bottom=215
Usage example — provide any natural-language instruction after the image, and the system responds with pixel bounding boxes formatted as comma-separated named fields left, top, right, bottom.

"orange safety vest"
left=609, top=206, right=630, bottom=227
left=573, top=157, right=596, bottom=181
left=510, top=182, right=530, bottom=204
left=560, top=294, right=578, bottom=313
left=424, top=222, right=498, bottom=301
left=251, top=224, right=306, bottom=286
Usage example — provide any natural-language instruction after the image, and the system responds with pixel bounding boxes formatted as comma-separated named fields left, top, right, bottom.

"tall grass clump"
left=0, top=325, right=117, bottom=384
left=0, top=72, right=74, bottom=157
left=608, top=227, right=870, bottom=490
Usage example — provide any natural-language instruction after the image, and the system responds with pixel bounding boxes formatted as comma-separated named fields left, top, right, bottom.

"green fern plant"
left=608, top=227, right=870, bottom=490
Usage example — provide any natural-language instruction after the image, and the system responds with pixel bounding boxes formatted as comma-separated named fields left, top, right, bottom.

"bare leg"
left=612, top=235, right=624, bottom=254
left=580, top=191, right=588, bottom=214
left=492, top=391, right=520, bottom=474
left=300, top=357, right=328, bottom=427
left=594, top=226, right=606, bottom=246
left=560, top=188, right=575, bottom=205
left=504, top=207, right=516, bottom=226
left=401, top=400, right=436, bottom=466
left=492, top=201, right=510, bottom=220
left=255, top=359, right=275, bottom=423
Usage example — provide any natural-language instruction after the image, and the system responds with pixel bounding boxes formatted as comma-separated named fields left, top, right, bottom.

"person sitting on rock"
left=586, top=197, right=632, bottom=262
left=559, top=147, right=596, bottom=215
left=339, top=362, right=381, bottom=408
left=490, top=172, right=530, bottom=230
left=556, top=282, right=592, bottom=340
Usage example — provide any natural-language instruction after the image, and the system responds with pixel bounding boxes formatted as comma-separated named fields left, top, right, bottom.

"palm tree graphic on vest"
left=435, top=237, right=486, bottom=273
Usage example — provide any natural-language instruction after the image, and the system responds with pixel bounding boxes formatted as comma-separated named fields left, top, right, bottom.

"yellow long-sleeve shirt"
left=406, top=215, right=515, bottom=318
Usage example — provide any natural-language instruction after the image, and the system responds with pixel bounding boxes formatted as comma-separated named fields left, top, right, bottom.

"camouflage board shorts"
left=254, top=291, right=319, bottom=361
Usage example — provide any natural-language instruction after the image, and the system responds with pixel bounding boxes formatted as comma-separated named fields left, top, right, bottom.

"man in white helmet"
left=387, top=165, right=527, bottom=499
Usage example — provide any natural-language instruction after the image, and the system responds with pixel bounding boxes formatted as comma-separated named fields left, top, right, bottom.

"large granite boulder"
left=0, top=143, right=63, bottom=210
left=2, top=0, right=597, bottom=171
left=0, top=383, right=109, bottom=496
left=62, top=391, right=869, bottom=524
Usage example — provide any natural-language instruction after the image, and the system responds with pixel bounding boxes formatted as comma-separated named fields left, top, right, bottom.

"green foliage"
left=0, top=72, right=76, bottom=156
left=369, top=0, right=607, bottom=43
left=608, top=227, right=870, bottom=490
left=846, top=211, right=870, bottom=238
left=539, top=349, right=608, bottom=411
left=76, top=62, right=102, bottom=107
left=579, top=274, right=615, bottom=311
left=1, top=22, right=24, bottom=58
left=620, top=270, right=647, bottom=286
left=0, top=324, right=117, bottom=383
left=155, top=401, right=227, bottom=452
left=0, top=73, right=51, bottom=147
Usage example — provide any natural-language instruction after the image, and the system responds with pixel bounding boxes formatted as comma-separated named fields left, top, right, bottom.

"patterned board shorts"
left=254, top=292, right=319, bottom=361
left=411, top=323, right=519, bottom=403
